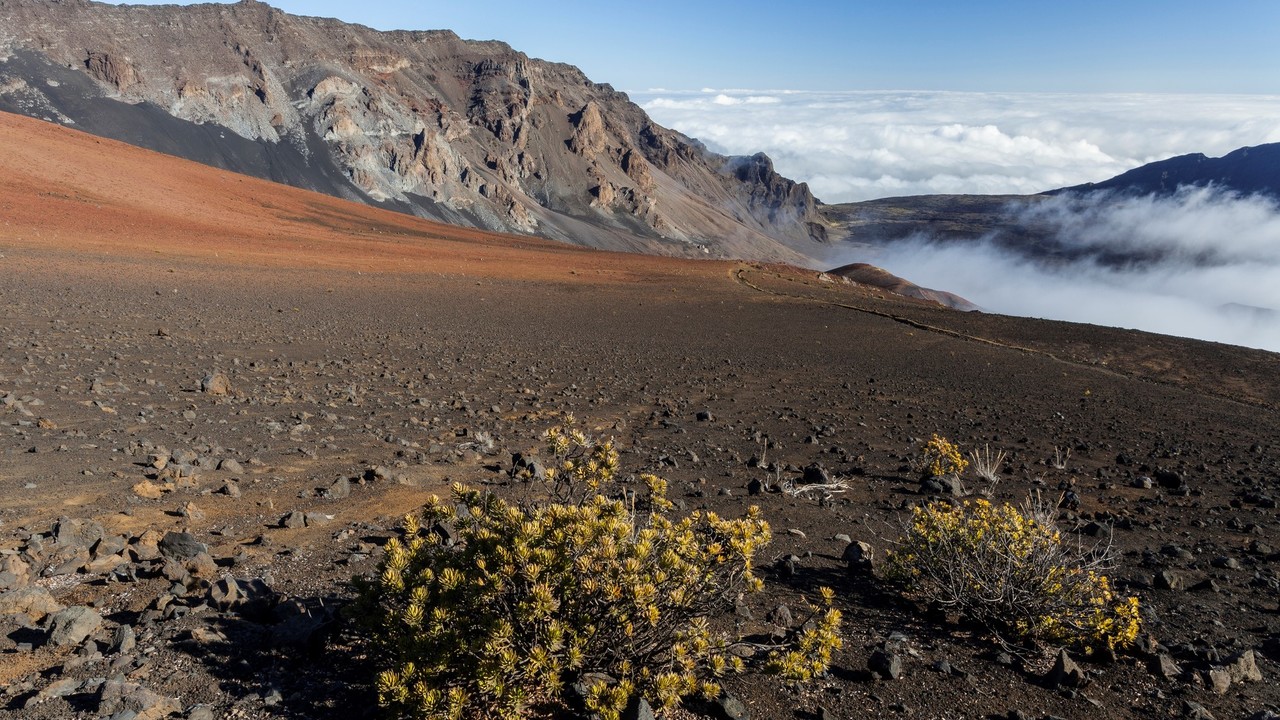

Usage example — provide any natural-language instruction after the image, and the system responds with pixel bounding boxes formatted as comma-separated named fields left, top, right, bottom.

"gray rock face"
left=157, top=532, right=207, bottom=562
left=46, top=605, right=102, bottom=647
left=0, top=0, right=826, bottom=264
left=54, top=517, right=105, bottom=549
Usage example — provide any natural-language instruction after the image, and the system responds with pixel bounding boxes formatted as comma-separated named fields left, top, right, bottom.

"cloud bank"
left=638, top=90, right=1280, bottom=352
left=637, top=90, right=1280, bottom=203
left=852, top=188, right=1280, bottom=353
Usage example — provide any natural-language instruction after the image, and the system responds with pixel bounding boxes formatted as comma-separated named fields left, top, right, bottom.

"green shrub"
left=883, top=494, right=1140, bottom=653
left=353, top=420, right=841, bottom=720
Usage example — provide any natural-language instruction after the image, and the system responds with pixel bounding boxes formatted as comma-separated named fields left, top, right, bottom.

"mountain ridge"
left=1055, top=142, right=1280, bottom=200
left=0, top=0, right=826, bottom=263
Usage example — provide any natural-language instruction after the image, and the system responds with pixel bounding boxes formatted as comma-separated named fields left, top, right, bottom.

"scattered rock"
left=131, top=530, right=164, bottom=561
left=622, top=694, right=657, bottom=720
left=185, top=552, right=218, bottom=579
left=54, top=517, right=105, bottom=550
left=0, top=555, right=31, bottom=591
left=1151, top=653, right=1181, bottom=679
left=921, top=474, right=963, bottom=496
left=25, top=677, right=82, bottom=708
left=323, top=476, right=351, bottom=499
left=868, top=648, right=903, bottom=680
left=1044, top=649, right=1088, bottom=689
left=98, top=676, right=182, bottom=720
left=1207, top=667, right=1232, bottom=694
left=208, top=577, right=275, bottom=618
left=1181, top=700, right=1216, bottom=719
left=84, top=552, right=127, bottom=575
left=1155, top=569, right=1188, bottom=591
left=705, top=693, right=750, bottom=720
left=158, top=531, right=207, bottom=562
left=0, top=586, right=64, bottom=622
left=1226, top=649, right=1264, bottom=684
left=766, top=604, right=793, bottom=628
left=200, top=372, right=232, bottom=396
left=132, top=480, right=167, bottom=500
left=108, top=623, right=136, bottom=654
left=46, top=605, right=102, bottom=647
left=842, top=540, right=874, bottom=572
left=802, top=463, right=831, bottom=485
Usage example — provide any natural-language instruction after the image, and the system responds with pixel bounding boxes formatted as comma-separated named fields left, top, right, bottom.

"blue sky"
left=109, top=0, right=1280, bottom=93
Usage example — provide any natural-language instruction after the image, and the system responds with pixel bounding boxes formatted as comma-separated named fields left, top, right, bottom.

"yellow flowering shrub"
left=916, top=434, right=969, bottom=480
left=354, top=422, right=840, bottom=720
left=883, top=496, right=1140, bottom=653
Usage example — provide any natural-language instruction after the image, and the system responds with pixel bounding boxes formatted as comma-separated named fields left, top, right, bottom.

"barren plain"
left=1, top=112, right=1279, bottom=720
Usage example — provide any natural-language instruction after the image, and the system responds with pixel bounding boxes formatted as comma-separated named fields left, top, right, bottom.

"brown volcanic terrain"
left=2, top=112, right=1280, bottom=720
left=827, top=263, right=980, bottom=312
left=0, top=0, right=824, bottom=263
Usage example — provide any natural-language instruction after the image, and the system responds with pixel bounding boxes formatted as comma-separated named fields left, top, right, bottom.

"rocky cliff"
left=0, top=0, right=826, bottom=262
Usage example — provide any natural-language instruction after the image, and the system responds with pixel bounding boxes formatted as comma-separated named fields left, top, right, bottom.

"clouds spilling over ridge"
left=847, top=188, right=1280, bottom=352
left=637, top=91, right=1280, bottom=203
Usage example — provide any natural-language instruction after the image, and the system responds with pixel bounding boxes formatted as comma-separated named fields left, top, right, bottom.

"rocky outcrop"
left=568, top=101, right=607, bottom=157
left=0, top=0, right=828, bottom=263
left=84, top=49, right=137, bottom=92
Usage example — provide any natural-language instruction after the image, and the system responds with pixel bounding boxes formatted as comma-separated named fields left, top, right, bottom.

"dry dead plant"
left=967, top=444, right=1006, bottom=488
left=779, top=478, right=850, bottom=502
left=1050, top=446, right=1072, bottom=471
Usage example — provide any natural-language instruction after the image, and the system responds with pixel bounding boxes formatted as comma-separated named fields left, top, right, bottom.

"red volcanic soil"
left=827, top=262, right=980, bottom=311
left=1, top=111, right=1279, bottom=720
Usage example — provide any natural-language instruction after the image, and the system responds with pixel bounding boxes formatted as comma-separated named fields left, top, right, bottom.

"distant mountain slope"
left=819, top=141, right=1280, bottom=264
left=1057, top=142, right=1280, bottom=200
left=827, top=263, right=980, bottom=311
left=0, top=0, right=825, bottom=263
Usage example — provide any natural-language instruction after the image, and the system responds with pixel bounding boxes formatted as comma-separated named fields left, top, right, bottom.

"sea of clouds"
left=858, top=189, right=1280, bottom=352
left=637, top=90, right=1280, bottom=352
left=636, top=90, right=1280, bottom=204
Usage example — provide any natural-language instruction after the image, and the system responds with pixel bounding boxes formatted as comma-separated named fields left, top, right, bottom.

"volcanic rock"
left=0, top=0, right=827, bottom=263
left=46, top=605, right=102, bottom=647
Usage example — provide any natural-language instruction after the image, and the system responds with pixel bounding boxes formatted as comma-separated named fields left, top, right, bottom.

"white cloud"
left=636, top=90, right=1280, bottom=203
left=837, top=189, right=1280, bottom=352
left=637, top=89, right=1280, bottom=351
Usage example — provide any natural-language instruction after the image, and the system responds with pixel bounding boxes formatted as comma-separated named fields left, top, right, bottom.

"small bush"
left=354, top=420, right=841, bottom=720
left=915, top=434, right=969, bottom=480
left=883, top=494, right=1139, bottom=653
